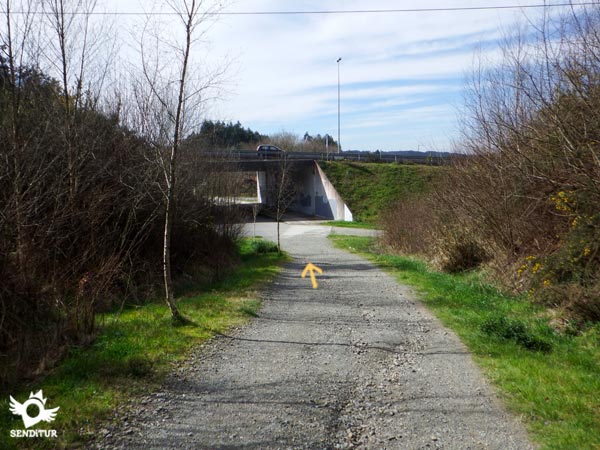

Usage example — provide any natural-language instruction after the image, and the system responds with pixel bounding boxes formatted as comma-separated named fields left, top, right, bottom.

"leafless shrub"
left=382, top=3, right=600, bottom=323
left=380, top=194, right=435, bottom=255
left=0, top=0, right=240, bottom=387
left=267, top=131, right=303, bottom=152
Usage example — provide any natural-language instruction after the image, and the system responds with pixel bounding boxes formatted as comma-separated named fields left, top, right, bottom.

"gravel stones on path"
left=94, top=222, right=535, bottom=449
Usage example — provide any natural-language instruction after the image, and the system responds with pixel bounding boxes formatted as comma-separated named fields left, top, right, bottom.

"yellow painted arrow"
left=301, top=263, right=323, bottom=289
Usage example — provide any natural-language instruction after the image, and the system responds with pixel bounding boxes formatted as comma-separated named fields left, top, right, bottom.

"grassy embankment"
left=330, top=235, right=600, bottom=450
left=319, top=161, right=441, bottom=224
left=0, top=239, right=286, bottom=450
left=322, top=220, right=377, bottom=229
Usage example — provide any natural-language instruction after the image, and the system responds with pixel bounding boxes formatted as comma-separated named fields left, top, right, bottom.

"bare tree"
left=137, top=0, right=225, bottom=321
left=42, top=0, right=113, bottom=204
left=251, top=202, right=261, bottom=238
left=268, top=154, right=301, bottom=252
left=1, top=0, right=36, bottom=275
left=427, top=1, right=600, bottom=312
left=268, top=130, right=301, bottom=152
left=0, top=0, right=171, bottom=383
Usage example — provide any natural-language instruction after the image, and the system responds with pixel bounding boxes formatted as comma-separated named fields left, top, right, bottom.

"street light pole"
left=337, top=57, right=342, bottom=153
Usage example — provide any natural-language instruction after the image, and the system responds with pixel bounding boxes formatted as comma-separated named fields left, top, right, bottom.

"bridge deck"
left=205, top=158, right=315, bottom=171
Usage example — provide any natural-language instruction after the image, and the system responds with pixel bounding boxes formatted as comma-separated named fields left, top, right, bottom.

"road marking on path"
left=301, top=263, right=323, bottom=289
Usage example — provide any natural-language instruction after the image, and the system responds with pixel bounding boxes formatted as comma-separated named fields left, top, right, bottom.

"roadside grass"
left=323, top=220, right=379, bottom=230
left=319, top=161, right=442, bottom=223
left=330, top=235, right=600, bottom=450
left=0, top=238, right=287, bottom=450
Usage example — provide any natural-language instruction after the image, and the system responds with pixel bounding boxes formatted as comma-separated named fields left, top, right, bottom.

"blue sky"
left=108, top=1, right=577, bottom=151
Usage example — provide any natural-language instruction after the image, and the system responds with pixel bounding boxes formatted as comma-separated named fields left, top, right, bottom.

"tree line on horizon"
left=185, top=119, right=339, bottom=152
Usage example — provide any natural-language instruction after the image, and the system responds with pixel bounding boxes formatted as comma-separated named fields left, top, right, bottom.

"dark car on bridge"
left=256, top=144, right=284, bottom=158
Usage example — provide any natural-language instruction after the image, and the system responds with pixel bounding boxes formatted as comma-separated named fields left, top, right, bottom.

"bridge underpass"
left=214, top=158, right=353, bottom=221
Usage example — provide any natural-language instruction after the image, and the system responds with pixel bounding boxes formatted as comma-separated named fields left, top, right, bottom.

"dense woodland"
left=184, top=120, right=266, bottom=150
left=383, top=5, right=600, bottom=326
left=0, top=0, right=248, bottom=388
left=183, top=122, right=339, bottom=153
left=0, top=58, right=248, bottom=385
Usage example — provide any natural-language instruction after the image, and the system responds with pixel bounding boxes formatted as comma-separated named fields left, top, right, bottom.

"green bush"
left=248, top=239, right=279, bottom=255
left=481, top=316, right=553, bottom=352
left=515, top=206, right=600, bottom=324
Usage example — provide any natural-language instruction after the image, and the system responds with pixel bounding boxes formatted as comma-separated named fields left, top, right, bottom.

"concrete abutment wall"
left=256, top=161, right=353, bottom=221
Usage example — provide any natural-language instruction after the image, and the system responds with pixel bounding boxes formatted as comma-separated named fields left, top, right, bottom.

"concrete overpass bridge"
left=206, top=154, right=353, bottom=221
left=204, top=149, right=449, bottom=221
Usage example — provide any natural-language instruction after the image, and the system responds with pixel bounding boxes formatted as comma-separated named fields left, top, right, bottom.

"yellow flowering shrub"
left=550, top=191, right=577, bottom=212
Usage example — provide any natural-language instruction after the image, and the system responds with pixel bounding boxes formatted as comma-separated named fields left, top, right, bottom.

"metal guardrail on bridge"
left=200, top=150, right=451, bottom=165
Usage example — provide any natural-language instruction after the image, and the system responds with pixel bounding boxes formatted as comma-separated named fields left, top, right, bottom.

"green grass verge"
left=0, top=238, right=287, bottom=449
left=319, top=161, right=442, bottom=223
left=330, top=235, right=600, bottom=450
left=323, top=220, right=379, bottom=230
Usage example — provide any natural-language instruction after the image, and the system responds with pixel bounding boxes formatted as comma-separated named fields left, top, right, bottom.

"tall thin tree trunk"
left=277, top=218, right=281, bottom=252
left=161, top=0, right=196, bottom=321
left=52, top=0, right=77, bottom=204
left=163, top=190, right=181, bottom=321
left=4, top=1, right=24, bottom=274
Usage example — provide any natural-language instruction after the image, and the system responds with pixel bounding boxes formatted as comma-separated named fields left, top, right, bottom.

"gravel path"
left=95, top=222, right=535, bottom=449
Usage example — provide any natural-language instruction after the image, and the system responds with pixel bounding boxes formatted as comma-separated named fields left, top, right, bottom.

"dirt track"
left=95, top=221, right=535, bottom=449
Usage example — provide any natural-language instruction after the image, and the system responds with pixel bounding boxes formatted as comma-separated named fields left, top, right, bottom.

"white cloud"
left=102, top=0, right=575, bottom=150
